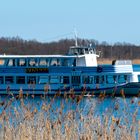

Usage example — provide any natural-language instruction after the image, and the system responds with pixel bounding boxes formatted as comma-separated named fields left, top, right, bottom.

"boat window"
left=16, top=76, right=25, bottom=84
left=82, top=76, right=93, bottom=84
left=113, top=75, right=117, bottom=83
left=50, top=58, right=59, bottom=66
left=100, top=76, right=105, bottom=84
left=94, top=76, right=99, bottom=84
left=0, top=59, right=6, bottom=66
left=18, top=58, right=26, bottom=66
left=39, top=58, right=49, bottom=66
left=81, top=49, right=85, bottom=54
left=118, top=75, right=126, bottom=83
left=89, top=48, right=94, bottom=54
left=0, top=76, right=4, bottom=84
left=5, top=76, right=14, bottom=84
left=28, top=58, right=37, bottom=67
left=78, top=48, right=84, bottom=55
left=61, top=59, right=69, bottom=66
left=70, top=48, right=87, bottom=55
left=106, top=75, right=115, bottom=84
left=71, top=76, right=80, bottom=85
left=50, top=76, right=59, bottom=84
left=27, top=76, right=36, bottom=84
left=94, top=76, right=104, bottom=84
left=72, top=59, right=76, bottom=66
left=73, top=48, right=78, bottom=55
left=61, top=76, right=70, bottom=84
left=7, top=59, right=15, bottom=66
left=85, top=48, right=89, bottom=54
left=39, top=76, right=49, bottom=84
left=124, top=75, right=129, bottom=82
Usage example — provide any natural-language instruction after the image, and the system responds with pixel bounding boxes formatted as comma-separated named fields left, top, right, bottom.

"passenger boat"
left=0, top=44, right=140, bottom=96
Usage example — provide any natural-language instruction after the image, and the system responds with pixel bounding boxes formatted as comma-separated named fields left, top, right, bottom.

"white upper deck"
left=0, top=45, right=99, bottom=67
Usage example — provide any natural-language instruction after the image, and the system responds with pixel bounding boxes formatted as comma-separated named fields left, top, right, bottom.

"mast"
left=74, top=29, right=78, bottom=47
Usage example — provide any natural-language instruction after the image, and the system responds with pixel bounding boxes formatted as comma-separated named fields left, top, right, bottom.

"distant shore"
left=97, top=59, right=140, bottom=64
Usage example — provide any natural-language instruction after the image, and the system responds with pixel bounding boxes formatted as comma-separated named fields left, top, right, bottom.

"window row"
left=0, top=74, right=130, bottom=85
left=0, top=58, right=75, bottom=67
left=72, top=75, right=129, bottom=84
left=0, top=76, right=70, bottom=85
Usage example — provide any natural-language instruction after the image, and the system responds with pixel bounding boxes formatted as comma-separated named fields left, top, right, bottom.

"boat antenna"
left=74, top=28, right=78, bottom=47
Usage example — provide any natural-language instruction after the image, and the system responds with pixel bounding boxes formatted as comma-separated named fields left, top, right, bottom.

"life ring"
left=97, top=66, right=103, bottom=73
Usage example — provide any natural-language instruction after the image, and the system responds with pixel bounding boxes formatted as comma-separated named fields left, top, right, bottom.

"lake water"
left=0, top=95, right=139, bottom=124
left=0, top=95, right=139, bottom=139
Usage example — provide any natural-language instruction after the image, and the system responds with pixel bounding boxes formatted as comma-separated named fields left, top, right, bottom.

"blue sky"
left=0, top=0, right=140, bottom=45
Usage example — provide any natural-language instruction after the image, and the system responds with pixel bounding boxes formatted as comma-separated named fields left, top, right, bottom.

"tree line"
left=0, top=37, right=139, bottom=60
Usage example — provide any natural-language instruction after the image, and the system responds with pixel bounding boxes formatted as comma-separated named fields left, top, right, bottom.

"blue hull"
left=1, top=82, right=140, bottom=96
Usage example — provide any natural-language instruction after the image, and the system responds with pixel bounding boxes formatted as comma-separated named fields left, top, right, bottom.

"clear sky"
left=0, top=0, right=140, bottom=45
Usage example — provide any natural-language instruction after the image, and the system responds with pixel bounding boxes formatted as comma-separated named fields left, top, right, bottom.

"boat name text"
left=26, top=68, right=49, bottom=73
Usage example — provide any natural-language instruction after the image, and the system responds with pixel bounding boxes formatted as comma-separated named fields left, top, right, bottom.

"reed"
left=0, top=90, right=139, bottom=140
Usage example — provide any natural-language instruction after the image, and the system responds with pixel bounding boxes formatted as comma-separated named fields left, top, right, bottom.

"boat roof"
left=70, top=46, right=95, bottom=49
left=0, top=54, right=86, bottom=58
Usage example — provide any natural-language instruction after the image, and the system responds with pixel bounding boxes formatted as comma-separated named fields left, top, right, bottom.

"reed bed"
left=0, top=91, right=139, bottom=140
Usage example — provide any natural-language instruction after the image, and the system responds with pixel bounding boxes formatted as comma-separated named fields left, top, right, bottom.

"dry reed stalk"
left=0, top=93, right=139, bottom=140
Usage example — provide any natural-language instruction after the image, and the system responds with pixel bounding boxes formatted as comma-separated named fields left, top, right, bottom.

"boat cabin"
left=69, top=46, right=99, bottom=67
left=0, top=46, right=98, bottom=67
